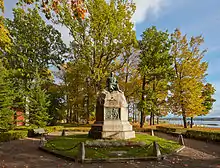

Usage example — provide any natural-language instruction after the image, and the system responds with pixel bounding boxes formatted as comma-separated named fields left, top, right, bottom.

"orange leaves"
left=23, top=0, right=87, bottom=20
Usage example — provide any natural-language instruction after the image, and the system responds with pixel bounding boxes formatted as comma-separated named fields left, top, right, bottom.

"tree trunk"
left=190, top=117, right=193, bottom=128
left=140, top=75, right=146, bottom=128
left=157, top=117, right=159, bottom=124
left=182, top=111, right=187, bottom=128
left=150, top=112, right=153, bottom=125
left=153, top=113, right=155, bottom=125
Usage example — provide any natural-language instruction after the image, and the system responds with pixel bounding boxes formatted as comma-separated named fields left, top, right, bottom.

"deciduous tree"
left=169, top=29, right=208, bottom=128
left=138, top=26, right=173, bottom=127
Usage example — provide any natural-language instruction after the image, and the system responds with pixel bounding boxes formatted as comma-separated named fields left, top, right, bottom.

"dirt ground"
left=0, top=132, right=220, bottom=168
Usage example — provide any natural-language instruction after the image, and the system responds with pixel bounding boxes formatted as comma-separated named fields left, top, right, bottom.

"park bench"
left=28, top=128, right=48, bottom=137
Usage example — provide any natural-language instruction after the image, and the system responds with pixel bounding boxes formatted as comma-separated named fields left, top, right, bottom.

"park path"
left=0, top=132, right=220, bottom=168
left=154, top=132, right=220, bottom=157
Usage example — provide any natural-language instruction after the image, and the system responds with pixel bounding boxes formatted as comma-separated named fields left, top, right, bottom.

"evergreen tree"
left=28, top=72, right=50, bottom=127
left=0, top=61, right=15, bottom=130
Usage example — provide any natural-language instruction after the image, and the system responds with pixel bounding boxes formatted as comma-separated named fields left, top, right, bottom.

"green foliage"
left=0, top=61, right=15, bottom=130
left=28, top=76, right=50, bottom=127
left=0, top=130, right=28, bottom=142
left=5, top=7, right=67, bottom=85
left=201, top=83, right=216, bottom=114
left=58, top=0, right=137, bottom=92
left=138, top=26, right=173, bottom=125
left=156, top=126, right=177, bottom=133
left=185, top=130, right=220, bottom=142
left=44, top=126, right=64, bottom=133
left=169, top=29, right=208, bottom=128
left=45, top=82, right=66, bottom=125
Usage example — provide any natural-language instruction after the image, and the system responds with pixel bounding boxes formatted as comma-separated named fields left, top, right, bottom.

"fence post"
left=151, top=129, right=154, bottom=136
left=61, top=129, right=66, bottom=136
left=79, top=142, right=85, bottom=163
left=153, top=141, right=161, bottom=159
left=178, top=134, right=185, bottom=146
left=39, top=136, right=47, bottom=147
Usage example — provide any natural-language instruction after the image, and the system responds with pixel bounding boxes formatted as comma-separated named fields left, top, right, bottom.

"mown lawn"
left=45, top=133, right=181, bottom=159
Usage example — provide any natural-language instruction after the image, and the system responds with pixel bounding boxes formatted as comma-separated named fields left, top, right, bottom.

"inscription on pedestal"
left=105, top=108, right=120, bottom=120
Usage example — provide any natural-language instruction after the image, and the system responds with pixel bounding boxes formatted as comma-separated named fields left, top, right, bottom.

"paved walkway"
left=0, top=132, right=220, bottom=168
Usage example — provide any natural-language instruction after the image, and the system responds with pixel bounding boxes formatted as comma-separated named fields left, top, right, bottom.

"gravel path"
left=0, top=132, right=220, bottom=168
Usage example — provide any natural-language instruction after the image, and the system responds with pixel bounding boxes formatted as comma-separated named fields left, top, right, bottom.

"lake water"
left=162, top=120, right=220, bottom=128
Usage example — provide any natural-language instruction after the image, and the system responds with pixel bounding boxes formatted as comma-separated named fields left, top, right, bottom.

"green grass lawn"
left=45, top=133, right=181, bottom=159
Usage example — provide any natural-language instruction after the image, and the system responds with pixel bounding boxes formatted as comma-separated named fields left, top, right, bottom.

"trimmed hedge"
left=0, top=131, right=28, bottom=142
left=45, top=126, right=64, bottom=133
left=133, top=128, right=153, bottom=132
left=156, top=126, right=176, bottom=133
left=185, top=130, right=220, bottom=142
left=63, top=127, right=91, bottom=132
left=0, top=126, right=64, bottom=142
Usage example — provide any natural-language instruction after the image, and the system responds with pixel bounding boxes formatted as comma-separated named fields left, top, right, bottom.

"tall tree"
left=169, top=29, right=208, bottom=128
left=138, top=26, right=173, bottom=127
left=4, top=7, right=67, bottom=125
left=6, top=8, right=67, bottom=81
left=0, top=61, right=15, bottom=130
left=19, top=0, right=87, bottom=20
left=28, top=72, right=50, bottom=127
left=60, top=0, right=137, bottom=92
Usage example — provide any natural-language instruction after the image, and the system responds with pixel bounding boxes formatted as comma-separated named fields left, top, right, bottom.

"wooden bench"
left=28, top=128, right=48, bottom=137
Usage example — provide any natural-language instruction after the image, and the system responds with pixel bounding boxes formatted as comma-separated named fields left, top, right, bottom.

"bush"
left=64, top=127, right=91, bottom=132
left=45, top=126, right=64, bottom=133
left=185, top=130, right=220, bottom=142
left=0, top=131, right=28, bottom=142
left=133, top=127, right=153, bottom=132
left=156, top=126, right=176, bottom=133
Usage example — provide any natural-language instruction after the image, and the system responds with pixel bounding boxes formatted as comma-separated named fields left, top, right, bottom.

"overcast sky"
left=4, top=0, right=220, bottom=117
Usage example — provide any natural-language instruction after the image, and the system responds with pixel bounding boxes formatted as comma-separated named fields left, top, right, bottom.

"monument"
left=89, top=72, right=135, bottom=139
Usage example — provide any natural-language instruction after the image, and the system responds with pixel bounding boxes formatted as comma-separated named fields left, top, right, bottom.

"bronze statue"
left=106, top=72, right=121, bottom=92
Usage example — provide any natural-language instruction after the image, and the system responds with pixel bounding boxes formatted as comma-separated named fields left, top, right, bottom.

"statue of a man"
left=106, top=72, right=121, bottom=92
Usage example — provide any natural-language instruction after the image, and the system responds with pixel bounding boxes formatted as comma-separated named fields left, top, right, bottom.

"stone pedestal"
left=89, top=90, right=135, bottom=139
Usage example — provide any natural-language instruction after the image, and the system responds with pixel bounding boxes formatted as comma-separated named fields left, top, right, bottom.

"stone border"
left=39, top=144, right=185, bottom=163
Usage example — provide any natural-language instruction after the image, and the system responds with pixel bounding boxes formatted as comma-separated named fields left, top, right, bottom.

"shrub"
left=156, top=126, right=176, bottom=133
left=185, top=130, right=220, bottom=142
left=0, top=130, right=28, bottom=142
left=133, top=127, right=153, bottom=132
left=64, top=127, right=91, bottom=132
left=45, top=126, right=64, bottom=133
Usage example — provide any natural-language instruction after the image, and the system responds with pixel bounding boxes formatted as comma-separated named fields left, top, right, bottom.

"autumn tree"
left=59, top=0, right=137, bottom=93
left=0, top=0, right=11, bottom=55
left=169, top=29, right=208, bottom=128
left=138, top=26, right=173, bottom=127
left=19, top=0, right=87, bottom=20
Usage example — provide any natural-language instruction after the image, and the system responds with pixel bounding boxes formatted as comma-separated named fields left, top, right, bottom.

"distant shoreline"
left=161, top=117, right=220, bottom=121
